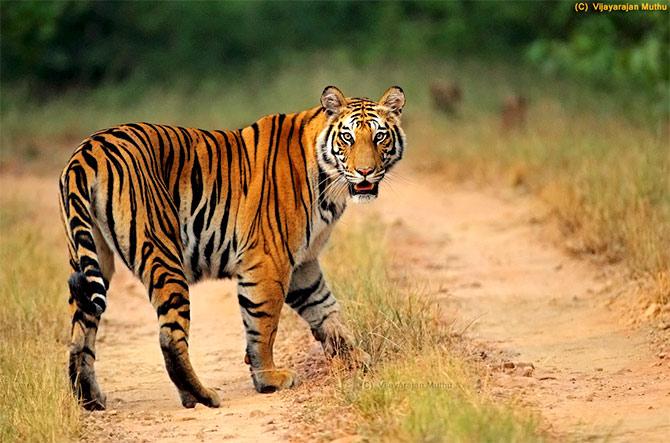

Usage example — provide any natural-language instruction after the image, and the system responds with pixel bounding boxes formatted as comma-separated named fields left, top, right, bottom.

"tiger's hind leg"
left=67, top=226, right=114, bottom=410
left=140, top=243, right=220, bottom=408
left=93, top=166, right=219, bottom=409
left=286, top=260, right=370, bottom=368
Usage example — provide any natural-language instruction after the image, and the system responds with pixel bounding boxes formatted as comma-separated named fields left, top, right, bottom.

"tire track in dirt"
left=371, top=172, right=670, bottom=442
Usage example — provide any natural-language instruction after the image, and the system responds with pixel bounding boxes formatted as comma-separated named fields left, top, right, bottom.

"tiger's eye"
left=340, top=132, right=353, bottom=144
left=374, top=132, right=387, bottom=143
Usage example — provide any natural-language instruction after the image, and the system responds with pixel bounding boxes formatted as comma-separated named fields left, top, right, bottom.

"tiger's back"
left=63, top=113, right=328, bottom=279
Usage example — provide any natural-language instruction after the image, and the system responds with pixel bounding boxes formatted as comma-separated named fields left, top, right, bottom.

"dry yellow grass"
left=408, top=94, right=669, bottom=304
left=0, top=182, right=80, bottom=443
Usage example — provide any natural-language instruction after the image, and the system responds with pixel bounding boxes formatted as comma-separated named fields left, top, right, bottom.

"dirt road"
left=372, top=173, right=670, bottom=442
left=78, top=169, right=669, bottom=442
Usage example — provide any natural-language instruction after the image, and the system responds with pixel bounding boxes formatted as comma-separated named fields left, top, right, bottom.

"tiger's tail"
left=59, top=156, right=107, bottom=317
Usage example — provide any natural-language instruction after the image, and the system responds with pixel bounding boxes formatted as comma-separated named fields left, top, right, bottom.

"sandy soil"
left=46, top=166, right=667, bottom=442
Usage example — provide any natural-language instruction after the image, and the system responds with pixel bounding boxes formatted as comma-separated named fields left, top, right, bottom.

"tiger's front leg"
left=238, top=264, right=297, bottom=393
left=287, top=260, right=370, bottom=368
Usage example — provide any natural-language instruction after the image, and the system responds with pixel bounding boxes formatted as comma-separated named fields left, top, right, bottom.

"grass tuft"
left=325, top=218, right=443, bottom=365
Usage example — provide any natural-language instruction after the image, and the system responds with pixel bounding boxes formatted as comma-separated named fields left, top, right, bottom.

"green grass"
left=0, top=196, right=80, bottom=443
left=321, top=218, right=541, bottom=442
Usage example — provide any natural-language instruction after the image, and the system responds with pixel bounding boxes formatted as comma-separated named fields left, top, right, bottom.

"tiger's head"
left=316, top=85, right=406, bottom=203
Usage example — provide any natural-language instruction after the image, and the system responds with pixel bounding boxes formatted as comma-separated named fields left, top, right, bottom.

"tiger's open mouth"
left=350, top=181, right=379, bottom=197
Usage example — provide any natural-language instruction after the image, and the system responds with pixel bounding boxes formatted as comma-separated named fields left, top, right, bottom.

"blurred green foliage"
left=526, top=1, right=669, bottom=105
left=1, top=0, right=668, bottom=103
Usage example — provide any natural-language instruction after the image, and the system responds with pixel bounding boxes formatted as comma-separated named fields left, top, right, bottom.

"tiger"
left=59, top=85, right=406, bottom=410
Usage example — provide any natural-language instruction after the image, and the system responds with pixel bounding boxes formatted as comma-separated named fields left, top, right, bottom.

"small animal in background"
left=501, top=95, right=528, bottom=131
left=430, top=81, right=462, bottom=115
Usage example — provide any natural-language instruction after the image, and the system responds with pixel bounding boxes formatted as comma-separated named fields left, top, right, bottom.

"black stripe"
left=238, top=293, right=266, bottom=309
left=238, top=294, right=271, bottom=318
left=156, top=292, right=190, bottom=317
left=160, top=321, right=186, bottom=333
left=286, top=276, right=322, bottom=307
left=298, top=291, right=332, bottom=315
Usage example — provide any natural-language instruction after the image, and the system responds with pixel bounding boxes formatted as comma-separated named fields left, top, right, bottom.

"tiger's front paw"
left=179, top=387, right=221, bottom=408
left=251, top=368, right=298, bottom=394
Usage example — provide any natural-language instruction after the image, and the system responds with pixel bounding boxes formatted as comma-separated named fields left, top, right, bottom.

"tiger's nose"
left=356, top=167, right=374, bottom=177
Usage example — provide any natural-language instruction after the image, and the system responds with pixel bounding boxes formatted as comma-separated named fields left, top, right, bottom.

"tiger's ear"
left=379, top=86, right=405, bottom=118
left=321, top=86, right=346, bottom=117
